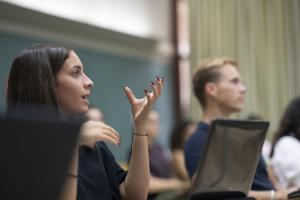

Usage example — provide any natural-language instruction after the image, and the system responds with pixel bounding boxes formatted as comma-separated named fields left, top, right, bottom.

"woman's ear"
left=205, top=82, right=217, bottom=97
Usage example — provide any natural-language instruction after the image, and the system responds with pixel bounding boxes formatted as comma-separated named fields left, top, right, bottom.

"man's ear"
left=205, top=82, right=217, bottom=97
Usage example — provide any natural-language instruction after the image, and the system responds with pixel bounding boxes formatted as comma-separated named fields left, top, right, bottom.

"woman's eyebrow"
left=71, top=65, right=82, bottom=70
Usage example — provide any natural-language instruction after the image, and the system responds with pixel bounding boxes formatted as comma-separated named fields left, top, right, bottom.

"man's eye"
left=231, top=79, right=239, bottom=84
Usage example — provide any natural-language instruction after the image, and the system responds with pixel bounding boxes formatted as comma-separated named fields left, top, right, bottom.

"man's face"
left=213, top=64, right=246, bottom=114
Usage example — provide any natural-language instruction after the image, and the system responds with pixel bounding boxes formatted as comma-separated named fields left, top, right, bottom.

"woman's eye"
left=72, top=71, right=81, bottom=77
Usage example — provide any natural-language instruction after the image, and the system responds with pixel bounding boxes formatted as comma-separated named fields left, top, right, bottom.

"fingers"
left=140, top=76, right=163, bottom=112
left=95, top=122, right=120, bottom=145
left=95, top=130, right=120, bottom=146
left=98, top=122, right=120, bottom=142
left=155, top=76, right=163, bottom=96
left=122, top=76, right=163, bottom=124
left=148, top=76, right=163, bottom=102
left=150, top=81, right=159, bottom=101
left=124, top=86, right=136, bottom=104
left=79, top=121, right=121, bottom=148
left=98, top=121, right=119, bottom=136
left=143, top=89, right=152, bottom=112
left=124, top=76, right=163, bottom=104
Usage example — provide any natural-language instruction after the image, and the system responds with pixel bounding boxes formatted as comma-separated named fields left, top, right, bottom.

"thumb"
left=124, top=86, right=136, bottom=104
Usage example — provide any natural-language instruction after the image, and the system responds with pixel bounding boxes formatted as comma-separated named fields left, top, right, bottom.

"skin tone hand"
left=78, top=76, right=163, bottom=149
left=79, top=120, right=121, bottom=148
left=275, top=187, right=298, bottom=200
left=124, top=76, right=163, bottom=134
left=120, top=76, right=163, bottom=200
left=61, top=113, right=121, bottom=200
left=248, top=187, right=298, bottom=200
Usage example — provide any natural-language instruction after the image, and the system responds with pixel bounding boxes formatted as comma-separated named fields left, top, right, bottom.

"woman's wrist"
left=134, top=124, right=146, bottom=134
left=67, top=148, right=79, bottom=178
left=134, top=133, right=148, bottom=136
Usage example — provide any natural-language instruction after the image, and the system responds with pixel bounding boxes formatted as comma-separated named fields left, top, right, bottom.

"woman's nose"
left=84, top=74, right=94, bottom=89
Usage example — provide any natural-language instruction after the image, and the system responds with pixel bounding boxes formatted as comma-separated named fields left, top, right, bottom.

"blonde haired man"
left=184, top=57, right=295, bottom=200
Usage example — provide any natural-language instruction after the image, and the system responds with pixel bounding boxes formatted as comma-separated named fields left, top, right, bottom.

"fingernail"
left=156, top=76, right=160, bottom=81
left=144, top=89, right=148, bottom=93
left=151, top=81, right=155, bottom=85
left=123, top=85, right=126, bottom=90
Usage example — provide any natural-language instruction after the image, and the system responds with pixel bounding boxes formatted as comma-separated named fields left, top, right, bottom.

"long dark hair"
left=170, top=120, right=193, bottom=150
left=270, top=96, right=300, bottom=157
left=7, top=43, right=71, bottom=113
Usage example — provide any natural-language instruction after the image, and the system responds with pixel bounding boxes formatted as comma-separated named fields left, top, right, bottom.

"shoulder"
left=273, top=136, right=300, bottom=161
left=185, top=122, right=209, bottom=145
left=277, top=135, right=299, bottom=146
left=186, top=131, right=202, bottom=145
left=184, top=122, right=209, bottom=153
left=275, top=136, right=300, bottom=151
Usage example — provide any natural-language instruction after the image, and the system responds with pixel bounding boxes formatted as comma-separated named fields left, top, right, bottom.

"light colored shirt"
left=271, top=136, right=300, bottom=188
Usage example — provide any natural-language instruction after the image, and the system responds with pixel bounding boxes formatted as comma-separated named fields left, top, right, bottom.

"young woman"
left=270, top=96, right=300, bottom=188
left=7, top=44, right=163, bottom=200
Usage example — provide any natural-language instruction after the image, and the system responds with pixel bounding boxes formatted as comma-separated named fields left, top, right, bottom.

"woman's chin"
left=61, top=107, right=88, bottom=116
left=78, top=107, right=89, bottom=115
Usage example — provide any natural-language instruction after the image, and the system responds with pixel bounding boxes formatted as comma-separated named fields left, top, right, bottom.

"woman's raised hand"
left=79, top=120, right=121, bottom=148
left=124, top=76, right=163, bottom=134
left=78, top=76, right=163, bottom=148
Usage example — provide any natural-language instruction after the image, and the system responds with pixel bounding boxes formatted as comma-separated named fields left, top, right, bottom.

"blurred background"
left=0, top=0, right=299, bottom=162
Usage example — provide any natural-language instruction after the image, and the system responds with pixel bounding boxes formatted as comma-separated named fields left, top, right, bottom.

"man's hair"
left=192, top=57, right=238, bottom=108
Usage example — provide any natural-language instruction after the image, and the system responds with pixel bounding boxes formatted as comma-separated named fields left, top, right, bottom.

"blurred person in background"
left=247, top=114, right=272, bottom=160
left=270, top=96, right=300, bottom=189
left=134, top=110, right=190, bottom=200
left=247, top=113, right=284, bottom=190
left=170, top=120, right=196, bottom=181
left=87, top=106, right=104, bottom=122
left=184, top=57, right=296, bottom=200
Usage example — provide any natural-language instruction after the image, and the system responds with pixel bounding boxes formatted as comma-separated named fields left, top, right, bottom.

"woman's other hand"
left=79, top=120, right=120, bottom=148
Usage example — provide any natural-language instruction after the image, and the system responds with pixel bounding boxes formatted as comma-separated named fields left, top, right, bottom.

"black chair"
left=190, top=119, right=269, bottom=200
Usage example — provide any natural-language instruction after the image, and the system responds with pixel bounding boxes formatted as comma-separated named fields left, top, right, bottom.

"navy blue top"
left=252, top=157, right=274, bottom=190
left=184, top=122, right=274, bottom=191
left=77, top=142, right=127, bottom=200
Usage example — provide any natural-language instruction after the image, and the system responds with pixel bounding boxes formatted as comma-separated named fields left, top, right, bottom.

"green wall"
left=0, top=31, right=175, bottom=162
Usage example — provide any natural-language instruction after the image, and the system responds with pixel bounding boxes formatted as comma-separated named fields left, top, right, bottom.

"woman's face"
left=54, top=51, right=94, bottom=115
